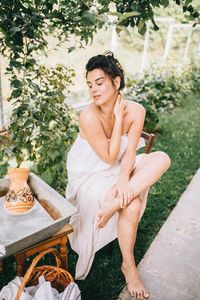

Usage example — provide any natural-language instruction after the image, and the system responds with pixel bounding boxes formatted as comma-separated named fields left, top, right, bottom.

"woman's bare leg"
left=129, top=151, right=171, bottom=198
left=97, top=197, right=149, bottom=298
left=118, top=198, right=148, bottom=299
left=96, top=151, right=171, bottom=228
left=96, top=151, right=170, bottom=298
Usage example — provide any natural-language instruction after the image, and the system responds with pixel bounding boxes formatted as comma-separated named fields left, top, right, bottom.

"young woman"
left=66, top=51, right=171, bottom=299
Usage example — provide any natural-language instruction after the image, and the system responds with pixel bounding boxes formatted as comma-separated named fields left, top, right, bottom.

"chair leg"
left=59, top=236, right=68, bottom=270
left=15, top=253, right=26, bottom=276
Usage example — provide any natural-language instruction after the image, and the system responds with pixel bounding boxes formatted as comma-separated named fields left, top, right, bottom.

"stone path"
left=118, top=168, right=200, bottom=300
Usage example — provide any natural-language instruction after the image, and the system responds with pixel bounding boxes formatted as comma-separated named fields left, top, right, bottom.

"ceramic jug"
left=4, top=168, right=34, bottom=214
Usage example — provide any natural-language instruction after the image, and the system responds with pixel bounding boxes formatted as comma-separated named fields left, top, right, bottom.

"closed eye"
left=87, top=82, right=103, bottom=88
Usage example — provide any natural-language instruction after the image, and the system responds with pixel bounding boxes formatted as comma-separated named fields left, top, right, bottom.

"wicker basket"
left=15, top=248, right=74, bottom=300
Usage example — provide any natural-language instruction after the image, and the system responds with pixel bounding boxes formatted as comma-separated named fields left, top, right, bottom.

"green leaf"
left=11, top=89, right=22, bottom=98
left=108, top=11, right=123, bottom=19
left=81, top=11, right=96, bottom=25
left=187, top=5, right=194, bottom=13
left=80, top=0, right=90, bottom=9
left=10, top=26, right=21, bottom=34
left=115, top=25, right=123, bottom=35
left=11, top=79, right=22, bottom=88
left=160, top=0, right=169, bottom=8
left=183, top=5, right=188, bottom=12
left=119, top=11, right=140, bottom=22
left=151, top=0, right=161, bottom=7
left=185, top=0, right=192, bottom=5
left=68, top=47, right=75, bottom=53
left=30, top=163, right=38, bottom=173
left=48, top=150, right=60, bottom=161
left=25, top=58, right=36, bottom=68
left=138, top=22, right=147, bottom=35
left=192, top=12, right=199, bottom=18
left=41, top=171, right=53, bottom=185
left=10, top=60, right=22, bottom=68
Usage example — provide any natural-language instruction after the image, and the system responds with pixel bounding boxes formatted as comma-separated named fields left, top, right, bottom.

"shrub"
left=0, top=130, right=10, bottom=178
left=1, top=65, right=79, bottom=194
left=184, top=62, right=200, bottom=95
left=125, top=63, right=191, bottom=131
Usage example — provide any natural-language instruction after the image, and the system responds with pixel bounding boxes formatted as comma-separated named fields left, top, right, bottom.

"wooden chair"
left=141, top=131, right=155, bottom=154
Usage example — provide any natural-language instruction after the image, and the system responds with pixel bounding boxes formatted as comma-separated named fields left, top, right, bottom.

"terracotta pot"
left=4, top=168, right=34, bottom=214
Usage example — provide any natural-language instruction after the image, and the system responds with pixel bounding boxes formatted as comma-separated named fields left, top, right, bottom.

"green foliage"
left=155, top=0, right=200, bottom=22
left=0, top=0, right=199, bottom=66
left=125, top=62, right=196, bottom=131
left=113, top=0, right=199, bottom=35
left=0, top=134, right=10, bottom=178
left=184, top=62, right=200, bottom=94
left=2, top=65, right=79, bottom=193
left=0, top=0, right=106, bottom=60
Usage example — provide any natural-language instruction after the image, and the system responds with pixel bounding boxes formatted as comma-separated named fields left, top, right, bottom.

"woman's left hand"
left=112, top=179, right=134, bottom=208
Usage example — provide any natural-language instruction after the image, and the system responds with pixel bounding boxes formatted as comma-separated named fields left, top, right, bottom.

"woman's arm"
left=79, top=98, right=126, bottom=165
left=119, top=102, right=146, bottom=180
left=112, top=102, right=145, bottom=206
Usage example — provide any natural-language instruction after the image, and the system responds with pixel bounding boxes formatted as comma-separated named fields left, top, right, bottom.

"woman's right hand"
left=114, top=93, right=127, bottom=121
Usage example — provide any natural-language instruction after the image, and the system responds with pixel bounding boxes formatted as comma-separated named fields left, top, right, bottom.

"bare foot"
left=96, top=199, right=118, bottom=229
left=121, top=263, right=149, bottom=299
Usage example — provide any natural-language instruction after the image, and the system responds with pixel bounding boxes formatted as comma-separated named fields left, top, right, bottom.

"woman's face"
left=86, top=68, right=119, bottom=105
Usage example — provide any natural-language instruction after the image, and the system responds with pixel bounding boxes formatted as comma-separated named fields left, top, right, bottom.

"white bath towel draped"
left=65, top=134, right=149, bottom=280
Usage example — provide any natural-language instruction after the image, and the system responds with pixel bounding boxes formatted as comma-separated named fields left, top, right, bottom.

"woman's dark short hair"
left=86, top=51, right=125, bottom=90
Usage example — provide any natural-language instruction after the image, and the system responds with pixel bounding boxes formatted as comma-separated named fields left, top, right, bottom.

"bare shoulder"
left=125, top=100, right=145, bottom=119
left=79, top=103, right=98, bottom=124
left=79, top=103, right=100, bottom=136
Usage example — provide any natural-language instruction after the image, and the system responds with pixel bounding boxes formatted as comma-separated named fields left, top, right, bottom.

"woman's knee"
left=154, top=151, right=171, bottom=170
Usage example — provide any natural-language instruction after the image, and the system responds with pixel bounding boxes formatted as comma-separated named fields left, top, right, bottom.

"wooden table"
left=15, top=224, right=73, bottom=276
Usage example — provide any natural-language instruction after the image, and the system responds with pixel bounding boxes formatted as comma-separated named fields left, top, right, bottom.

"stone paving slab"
left=118, top=168, right=200, bottom=300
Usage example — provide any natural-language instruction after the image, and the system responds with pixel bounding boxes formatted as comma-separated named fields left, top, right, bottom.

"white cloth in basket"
left=0, top=276, right=81, bottom=300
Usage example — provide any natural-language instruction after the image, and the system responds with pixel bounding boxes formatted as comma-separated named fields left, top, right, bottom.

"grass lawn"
left=0, top=94, right=200, bottom=299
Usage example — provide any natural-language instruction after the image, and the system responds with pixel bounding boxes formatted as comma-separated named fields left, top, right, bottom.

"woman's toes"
left=143, top=289, right=149, bottom=298
left=140, top=291, right=145, bottom=299
left=138, top=291, right=144, bottom=299
left=137, top=290, right=143, bottom=299
left=142, top=290, right=149, bottom=299
left=131, top=290, right=135, bottom=298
